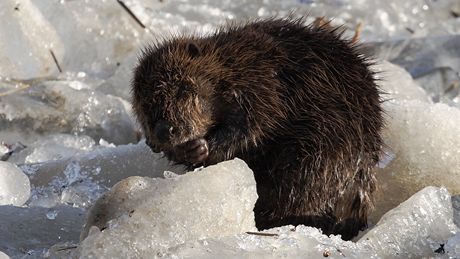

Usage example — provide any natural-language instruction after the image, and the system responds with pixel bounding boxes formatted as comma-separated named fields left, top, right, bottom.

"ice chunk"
left=0, top=0, right=145, bottom=80
left=76, top=158, right=257, bottom=257
left=0, top=205, right=84, bottom=258
left=0, top=161, right=30, bottom=206
left=369, top=62, right=460, bottom=221
left=0, top=80, right=137, bottom=145
left=22, top=141, right=184, bottom=208
left=73, top=186, right=457, bottom=258
left=0, top=251, right=9, bottom=259
left=9, top=134, right=96, bottom=164
left=372, top=99, right=460, bottom=220
left=0, top=1, right=63, bottom=79
left=359, top=187, right=458, bottom=258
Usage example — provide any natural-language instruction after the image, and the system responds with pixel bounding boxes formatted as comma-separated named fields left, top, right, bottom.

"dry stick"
left=351, top=22, right=363, bottom=44
left=49, top=49, right=62, bottom=73
left=116, top=0, right=146, bottom=29
left=0, top=82, right=31, bottom=97
left=245, top=231, right=279, bottom=237
left=55, top=246, right=78, bottom=252
left=0, top=77, right=56, bottom=97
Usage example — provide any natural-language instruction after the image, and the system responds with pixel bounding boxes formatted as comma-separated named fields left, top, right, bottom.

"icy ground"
left=0, top=0, right=460, bottom=258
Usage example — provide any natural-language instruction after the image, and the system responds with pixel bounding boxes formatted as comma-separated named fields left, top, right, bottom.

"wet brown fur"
left=131, top=17, right=384, bottom=240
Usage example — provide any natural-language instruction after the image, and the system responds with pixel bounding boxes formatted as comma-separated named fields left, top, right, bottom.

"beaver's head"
left=132, top=39, right=221, bottom=162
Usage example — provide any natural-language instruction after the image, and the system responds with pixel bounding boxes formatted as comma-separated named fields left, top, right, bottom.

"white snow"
left=0, top=161, right=30, bottom=206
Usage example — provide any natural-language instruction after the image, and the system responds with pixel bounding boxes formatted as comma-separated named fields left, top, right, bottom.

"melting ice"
left=0, top=0, right=459, bottom=258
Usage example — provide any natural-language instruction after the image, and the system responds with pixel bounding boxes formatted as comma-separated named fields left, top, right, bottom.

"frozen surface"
left=359, top=186, right=457, bottom=258
left=13, top=134, right=96, bottom=164
left=0, top=0, right=144, bottom=80
left=0, top=161, right=30, bottom=206
left=444, top=233, right=460, bottom=258
left=23, top=141, right=184, bottom=208
left=368, top=35, right=460, bottom=107
left=453, top=195, right=460, bottom=228
left=161, top=226, right=373, bottom=259
left=0, top=205, right=84, bottom=258
left=0, top=0, right=459, bottom=258
left=76, top=159, right=257, bottom=258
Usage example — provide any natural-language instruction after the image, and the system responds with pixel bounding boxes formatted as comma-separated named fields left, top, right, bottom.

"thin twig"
left=245, top=231, right=279, bottom=237
left=0, top=82, right=32, bottom=97
left=49, top=49, right=62, bottom=73
left=55, top=245, right=78, bottom=251
left=117, top=0, right=146, bottom=29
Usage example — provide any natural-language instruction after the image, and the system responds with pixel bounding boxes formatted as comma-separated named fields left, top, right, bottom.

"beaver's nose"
left=154, top=120, right=174, bottom=143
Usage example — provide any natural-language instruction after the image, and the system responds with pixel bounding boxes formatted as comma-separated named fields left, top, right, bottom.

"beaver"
left=131, top=17, right=383, bottom=240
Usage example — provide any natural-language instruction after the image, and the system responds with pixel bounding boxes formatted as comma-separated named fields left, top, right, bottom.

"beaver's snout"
left=154, top=120, right=175, bottom=144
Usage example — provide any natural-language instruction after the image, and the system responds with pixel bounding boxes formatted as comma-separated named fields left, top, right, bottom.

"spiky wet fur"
left=131, top=17, right=384, bottom=240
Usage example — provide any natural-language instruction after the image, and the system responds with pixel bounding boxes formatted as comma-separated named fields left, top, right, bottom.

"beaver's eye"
left=169, top=126, right=176, bottom=136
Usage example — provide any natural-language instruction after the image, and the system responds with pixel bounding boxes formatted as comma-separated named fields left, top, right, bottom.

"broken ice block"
left=23, top=141, right=182, bottom=189
left=77, top=158, right=257, bottom=258
left=0, top=251, right=9, bottom=259
left=93, top=187, right=459, bottom=258
left=369, top=62, right=460, bottom=221
left=371, top=99, right=460, bottom=221
left=13, top=134, right=96, bottom=164
left=0, top=1, right=63, bottom=79
left=0, top=80, right=137, bottom=145
left=22, top=141, right=183, bottom=208
left=359, top=186, right=458, bottom=258
left=0, top=0, right=145, bottom=80
left=0, top=161, right=30, bottom=206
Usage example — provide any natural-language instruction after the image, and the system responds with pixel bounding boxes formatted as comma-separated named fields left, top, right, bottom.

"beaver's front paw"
left=178, top=138, right=209, bottom=165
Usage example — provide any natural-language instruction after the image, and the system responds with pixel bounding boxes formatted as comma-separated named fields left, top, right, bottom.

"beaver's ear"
left=186, top=41, right=201, bottom=58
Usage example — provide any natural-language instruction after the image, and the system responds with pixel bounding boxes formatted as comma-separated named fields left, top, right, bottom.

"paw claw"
left=179, top=138, right=209, bottom=165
